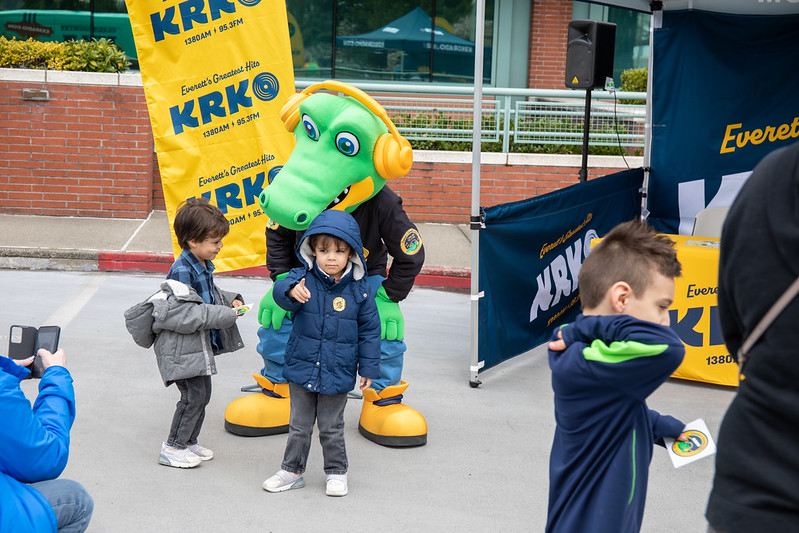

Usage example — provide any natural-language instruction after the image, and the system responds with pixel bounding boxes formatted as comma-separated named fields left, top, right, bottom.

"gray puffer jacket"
left=124, top=279, right=244, bottom=386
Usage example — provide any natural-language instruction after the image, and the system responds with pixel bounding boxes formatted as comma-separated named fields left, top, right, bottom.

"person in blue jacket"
left=546, top=219, right=688, bottom=533
left=0, top=347, right=93, bottom=532
left=262, top=210, right=381, bottom=497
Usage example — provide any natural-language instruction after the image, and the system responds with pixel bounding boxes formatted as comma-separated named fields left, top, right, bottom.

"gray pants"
left=167, top=375, right=212, bottom=448
left=282, top=383, right=348, bottom=475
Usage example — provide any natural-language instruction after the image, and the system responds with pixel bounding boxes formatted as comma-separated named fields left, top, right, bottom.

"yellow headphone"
left=279, top=80, right=413, bottom=180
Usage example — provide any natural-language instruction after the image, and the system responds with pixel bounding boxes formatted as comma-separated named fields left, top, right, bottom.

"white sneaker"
left=187, top=443, right=214, bottom=461
left=263, top=469, right=305, bottom=492
left=326, top=474, right=348, bottom=497
left=158, top=442, right=202, bottom=468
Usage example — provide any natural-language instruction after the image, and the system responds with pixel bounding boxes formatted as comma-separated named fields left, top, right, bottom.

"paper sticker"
left=664, top=418, right=716, bottom=468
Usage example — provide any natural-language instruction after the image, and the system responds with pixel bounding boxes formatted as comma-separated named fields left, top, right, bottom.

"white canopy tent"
left=469, top=0, right=799, bottom=385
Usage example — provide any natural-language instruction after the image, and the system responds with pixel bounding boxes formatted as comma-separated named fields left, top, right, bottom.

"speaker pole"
left=579, top=88, right=591, bottom=183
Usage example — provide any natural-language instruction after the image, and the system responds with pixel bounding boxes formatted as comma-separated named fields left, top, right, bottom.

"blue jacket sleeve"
left=1, top=365, right=75, bottom=483
left=272, top=267, right=306, bottom=313
left=560, top=314, right=686, bottom=401
left=356, top=284, right=382, bottom=379
left=649, top=408, right=685, bottom=447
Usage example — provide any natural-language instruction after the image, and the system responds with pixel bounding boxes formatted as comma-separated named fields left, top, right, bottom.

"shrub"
left=620, top=68, right=647, bottom=105
left=0, top=37, right=130, bottom=72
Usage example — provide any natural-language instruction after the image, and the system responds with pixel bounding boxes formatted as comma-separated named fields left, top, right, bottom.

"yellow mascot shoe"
left=224, top=374, right=291, bottom=437
left=358, top=381, right=427, bottom=447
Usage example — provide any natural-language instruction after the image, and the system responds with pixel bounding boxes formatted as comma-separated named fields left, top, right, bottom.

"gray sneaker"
left=187, top=443, right=213, bottom=461
left=158, top=442, right=202, bottom=468
left=263, top=469, right=305, bottom=492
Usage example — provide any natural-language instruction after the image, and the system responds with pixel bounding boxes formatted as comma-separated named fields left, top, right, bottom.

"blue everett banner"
left=648, top=11, right=799, bottom=234
left=478, top=169, right=643, bottom=371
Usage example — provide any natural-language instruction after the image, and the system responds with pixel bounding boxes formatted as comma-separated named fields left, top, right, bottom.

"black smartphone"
left=32, top=326, right=61, bottom=379
left=9, top=325, right=37, bottom=368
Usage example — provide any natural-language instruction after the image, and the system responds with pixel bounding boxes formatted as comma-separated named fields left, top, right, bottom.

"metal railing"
left=296, top=80, right=647, bottom=153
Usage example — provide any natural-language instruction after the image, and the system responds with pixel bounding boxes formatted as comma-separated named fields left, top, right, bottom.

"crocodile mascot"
left=224, top=81, right=427, bottom=447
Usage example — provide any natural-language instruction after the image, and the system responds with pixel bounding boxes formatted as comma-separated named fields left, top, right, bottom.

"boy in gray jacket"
left=126, top=198, right=245, bottom=468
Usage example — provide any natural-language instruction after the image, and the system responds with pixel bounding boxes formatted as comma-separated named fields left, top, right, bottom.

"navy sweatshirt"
left=547, top=314, right=685, bottom=533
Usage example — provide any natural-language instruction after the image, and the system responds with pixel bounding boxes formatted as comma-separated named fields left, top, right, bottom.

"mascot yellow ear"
left=280, top=81, right=413, bottom=180
left=374, top=133, right=413, bottom=180
left=280, top=91, right=309, bottom=132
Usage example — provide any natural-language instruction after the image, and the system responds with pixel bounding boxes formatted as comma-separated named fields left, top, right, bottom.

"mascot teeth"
left=329, top=187, right=350, bottom=207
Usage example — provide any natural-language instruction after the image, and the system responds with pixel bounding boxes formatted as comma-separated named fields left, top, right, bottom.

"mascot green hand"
left=375, top=285, right=404, bottom=341
left=258, top=272, right=290, bottom=330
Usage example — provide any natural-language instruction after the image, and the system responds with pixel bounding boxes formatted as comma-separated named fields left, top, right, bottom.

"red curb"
left=96, top=251, right=471, bottom=289
left=97, top=251, right=173, bottom=273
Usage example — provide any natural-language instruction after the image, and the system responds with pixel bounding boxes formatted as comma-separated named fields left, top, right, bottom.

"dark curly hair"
left=173, top=197, right=229, bottom=250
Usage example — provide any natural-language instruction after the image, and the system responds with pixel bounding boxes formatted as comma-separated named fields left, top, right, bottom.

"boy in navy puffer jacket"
left=263, top=210, right=380, bottom=497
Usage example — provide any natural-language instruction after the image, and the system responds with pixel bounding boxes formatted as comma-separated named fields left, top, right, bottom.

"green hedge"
left=0, top=37, right=130, bottom=73
left=620, top=68, right=647, bottom=105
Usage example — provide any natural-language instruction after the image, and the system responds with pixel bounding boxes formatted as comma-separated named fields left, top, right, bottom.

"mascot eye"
left=302, top=114, right=319, bottom=141
left=335, top=132, right=360, bottom=156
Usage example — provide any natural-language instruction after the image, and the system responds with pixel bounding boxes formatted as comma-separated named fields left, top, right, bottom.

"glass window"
left=1, top=0, right=494, bottom=84
left=288, top=0, right=493, bottom=84
left=288, top=0, right=333, bottom=79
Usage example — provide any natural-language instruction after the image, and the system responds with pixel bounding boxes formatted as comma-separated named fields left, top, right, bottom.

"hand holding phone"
left=38, top=347, right=66, bottom=369
left=31, top=326, right=60, bottom=378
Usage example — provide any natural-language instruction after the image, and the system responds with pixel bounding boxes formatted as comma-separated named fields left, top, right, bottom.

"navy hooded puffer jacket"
left=273, top=210, right=381, bottom=394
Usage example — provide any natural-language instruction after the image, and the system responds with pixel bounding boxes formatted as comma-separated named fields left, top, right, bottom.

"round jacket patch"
left=400, top=228, right=422, bottom=255
left=332, top=297, right=346, bottom=311
left=266, top=218, right=279, bottom=230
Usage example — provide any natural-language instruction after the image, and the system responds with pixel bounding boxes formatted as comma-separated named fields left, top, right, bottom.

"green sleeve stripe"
left=582, top=339, right=669, bottom=363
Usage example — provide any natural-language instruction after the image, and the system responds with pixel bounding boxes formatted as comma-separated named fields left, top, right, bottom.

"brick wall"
left=1, top=70, right=638, bottom=225
left=528, top=1, right=573, bottom=90
left=0, top=72, right=155, bottom=218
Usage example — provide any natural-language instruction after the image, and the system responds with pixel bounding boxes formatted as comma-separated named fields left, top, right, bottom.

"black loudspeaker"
left=565, top=20, right=616, bottom=89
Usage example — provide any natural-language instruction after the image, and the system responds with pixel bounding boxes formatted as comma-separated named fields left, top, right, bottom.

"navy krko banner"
left=477, top=169, right=643, bottom=372
left=648, top=11, right=799, bottom=234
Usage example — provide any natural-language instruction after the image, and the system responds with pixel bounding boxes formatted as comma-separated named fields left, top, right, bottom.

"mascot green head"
left=258, top=81, right=413, bottom=231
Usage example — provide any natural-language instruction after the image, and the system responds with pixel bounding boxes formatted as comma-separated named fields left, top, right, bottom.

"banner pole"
left=641, top=6, right=661, bottom=220
left=470, top=0, right=486, bottom=388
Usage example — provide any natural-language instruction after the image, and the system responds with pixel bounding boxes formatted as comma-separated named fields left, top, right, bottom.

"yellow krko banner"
left=125, top=0, right=296, bottom=271
left=669, top=235, right=737, bottom=387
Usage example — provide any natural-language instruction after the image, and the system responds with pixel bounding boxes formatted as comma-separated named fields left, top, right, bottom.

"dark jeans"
left=167, top=375, right=212, bottom=448
left=32, top=479, right=94, bottom=533
left=282, top=382, right=348, bottom=475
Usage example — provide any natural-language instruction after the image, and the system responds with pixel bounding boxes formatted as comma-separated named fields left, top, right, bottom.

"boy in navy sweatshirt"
left=546, top=219, right=688, bottom=533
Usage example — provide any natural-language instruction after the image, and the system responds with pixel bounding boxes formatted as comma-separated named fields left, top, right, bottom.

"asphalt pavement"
left=0, top=267, right=736, bottom=532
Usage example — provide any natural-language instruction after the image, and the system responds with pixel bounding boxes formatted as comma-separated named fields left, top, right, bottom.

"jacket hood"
left=297, top=210, right=366, bottom=280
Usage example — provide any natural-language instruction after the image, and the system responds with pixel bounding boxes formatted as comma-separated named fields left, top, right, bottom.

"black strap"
left=737, top=275, right=799, bottom=379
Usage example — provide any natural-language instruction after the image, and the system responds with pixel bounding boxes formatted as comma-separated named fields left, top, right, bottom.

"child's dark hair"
left=310, top=233, right=352, bottom=255
left=578, top=219, right=682, bottom=309
left=173, top=198, right=229, bottom=250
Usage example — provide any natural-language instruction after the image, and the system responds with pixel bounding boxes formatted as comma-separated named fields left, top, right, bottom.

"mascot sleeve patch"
left=400, top=228, right=423, bottom=256
left=266, top=219, right=280, bottom=230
